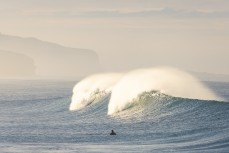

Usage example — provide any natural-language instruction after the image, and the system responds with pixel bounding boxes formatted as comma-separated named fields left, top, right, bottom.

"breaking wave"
left=108, top=67, right=222, bottom=115
left=69, top=73, right=122, bottom=111
left=69, top=67, right=222, bottom=115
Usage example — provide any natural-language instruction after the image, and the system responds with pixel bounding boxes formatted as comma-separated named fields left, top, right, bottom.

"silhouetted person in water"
left=110, top=130, right=116, bottom=135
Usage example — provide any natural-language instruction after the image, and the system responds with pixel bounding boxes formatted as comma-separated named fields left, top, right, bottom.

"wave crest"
left=69, top=73, right=122, bottom=111
left=108, top=67, right=222, bottom=115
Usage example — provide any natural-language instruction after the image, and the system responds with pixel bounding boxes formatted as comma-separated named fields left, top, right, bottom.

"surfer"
left=110, top=130, right=116, bottom=135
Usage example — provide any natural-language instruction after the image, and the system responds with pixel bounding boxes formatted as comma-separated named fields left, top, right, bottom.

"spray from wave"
left=108, top=67, right=222, bottom=115
left=69, top=73, right=123, bottom=111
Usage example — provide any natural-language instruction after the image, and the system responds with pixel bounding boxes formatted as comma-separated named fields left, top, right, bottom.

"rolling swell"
left=108, top=90, right=227, bottom=120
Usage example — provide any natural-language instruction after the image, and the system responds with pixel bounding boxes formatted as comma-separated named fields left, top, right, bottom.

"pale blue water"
left=0, top=80, right=229, bottom=152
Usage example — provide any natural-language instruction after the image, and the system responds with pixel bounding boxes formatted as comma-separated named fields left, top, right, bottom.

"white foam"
left=108, top=67, right=221, bottom=115
left=69, top=73, right=123, bottom=111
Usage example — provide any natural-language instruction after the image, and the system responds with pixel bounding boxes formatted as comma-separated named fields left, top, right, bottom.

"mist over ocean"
left=0, top=78, right=229, bottom=153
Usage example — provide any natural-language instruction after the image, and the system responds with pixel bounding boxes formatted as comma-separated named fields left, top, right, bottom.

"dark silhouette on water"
left=110, top=130, right=116, bottom=135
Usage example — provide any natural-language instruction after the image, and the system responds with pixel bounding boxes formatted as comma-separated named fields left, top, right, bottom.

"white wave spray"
left=69, top=73, right=123, bottom=111
left=108, top=67, right=222, bottom=115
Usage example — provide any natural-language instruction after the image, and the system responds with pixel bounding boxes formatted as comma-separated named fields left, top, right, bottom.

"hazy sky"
left=1, top=0, right=229, bottom=74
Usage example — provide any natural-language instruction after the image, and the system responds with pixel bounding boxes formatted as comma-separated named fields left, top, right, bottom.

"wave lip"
left=108, top=67, right=222, bottom=115
left=69, top=73, right=122, bottom=111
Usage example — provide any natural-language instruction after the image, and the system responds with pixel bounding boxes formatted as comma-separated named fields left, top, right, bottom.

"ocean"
left=0, top=80, right=229, bottom=153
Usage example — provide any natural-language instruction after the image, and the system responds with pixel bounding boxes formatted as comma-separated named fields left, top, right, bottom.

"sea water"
left=0, top=80, right=229, bottom=152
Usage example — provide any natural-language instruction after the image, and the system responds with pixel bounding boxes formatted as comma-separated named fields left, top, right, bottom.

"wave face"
left=108, top=67, right=221, bottom=115
left=69, top=73, right=122, bottom=111
left=110, top=90, right=221, bottom=119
